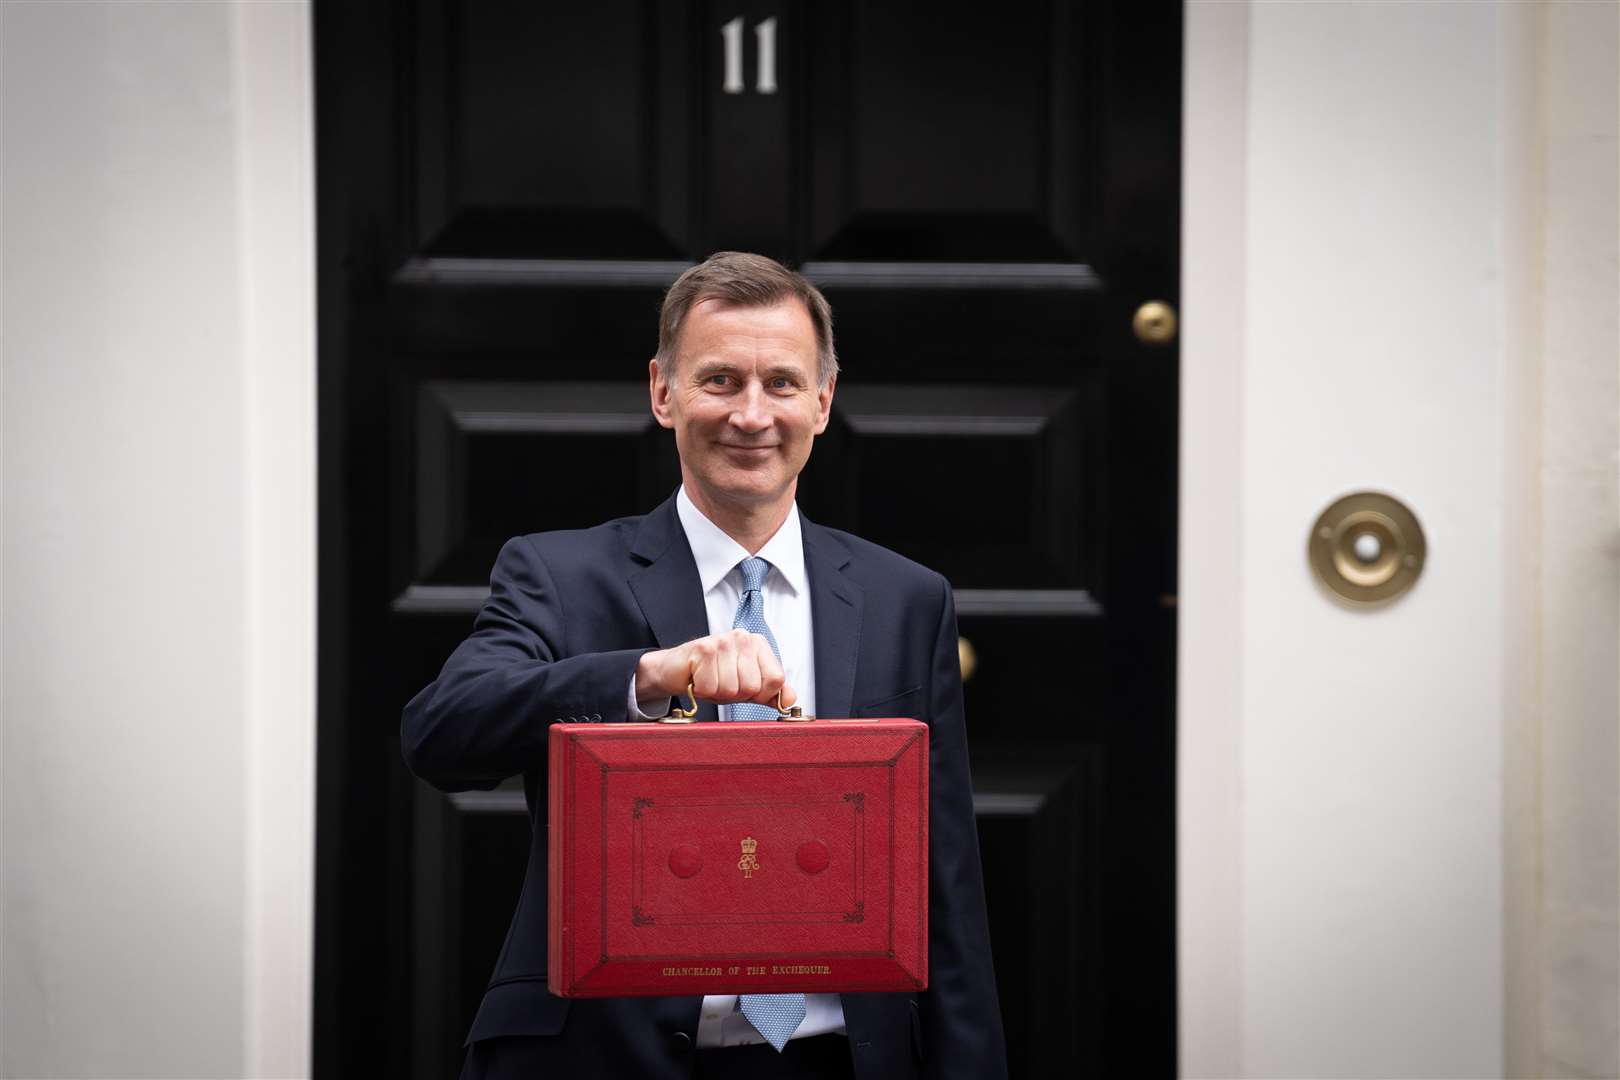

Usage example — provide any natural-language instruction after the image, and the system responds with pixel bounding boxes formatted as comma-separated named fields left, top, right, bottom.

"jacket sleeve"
left=400, top=535, right=651, bottom=792
left=920, top=572, right=1009, bottom=1079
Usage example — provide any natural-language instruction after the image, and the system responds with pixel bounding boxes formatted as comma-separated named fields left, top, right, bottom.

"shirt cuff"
left=627, top=673, right=672, bottom=721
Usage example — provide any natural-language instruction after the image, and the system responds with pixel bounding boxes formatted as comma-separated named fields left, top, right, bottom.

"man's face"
left=649, top=296, right=835, bottom=515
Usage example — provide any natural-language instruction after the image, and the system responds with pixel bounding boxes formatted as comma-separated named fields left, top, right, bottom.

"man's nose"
left=729, top=382, right=772, bottom=431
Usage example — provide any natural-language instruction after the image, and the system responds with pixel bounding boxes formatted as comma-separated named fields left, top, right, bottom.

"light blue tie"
left=728, top=557, right=786, bottom=722
left=726, top=556, right=807, bottom=1050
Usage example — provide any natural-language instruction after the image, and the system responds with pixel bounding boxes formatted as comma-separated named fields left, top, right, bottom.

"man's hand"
left=636, top=630, right=797, bottom=708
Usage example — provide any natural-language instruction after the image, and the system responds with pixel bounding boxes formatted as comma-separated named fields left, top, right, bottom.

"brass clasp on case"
left=657, top=683, right=813, bottom=723
left=658, top=685, right=699, bottom=723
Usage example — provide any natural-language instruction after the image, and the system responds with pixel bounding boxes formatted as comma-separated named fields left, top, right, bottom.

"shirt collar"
left=675, top=485, right=807, bottom=598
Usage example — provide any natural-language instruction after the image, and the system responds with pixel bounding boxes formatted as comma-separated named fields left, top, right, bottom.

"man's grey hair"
left=655, top=251, right=839, bottom=388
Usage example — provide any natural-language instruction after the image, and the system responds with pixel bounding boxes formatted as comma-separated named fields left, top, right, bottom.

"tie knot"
left=737, top=556, right=771, bottom=593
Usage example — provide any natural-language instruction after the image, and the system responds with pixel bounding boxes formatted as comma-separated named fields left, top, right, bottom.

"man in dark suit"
left=402, top=252, right=1006, bottom=1079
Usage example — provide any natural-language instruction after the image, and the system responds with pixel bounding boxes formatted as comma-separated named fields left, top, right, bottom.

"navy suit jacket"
left=401, top=493, right=1007, bottom=1079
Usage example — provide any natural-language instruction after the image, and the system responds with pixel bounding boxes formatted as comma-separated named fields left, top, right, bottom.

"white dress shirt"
left=627, top=485, right=846, bottom=1048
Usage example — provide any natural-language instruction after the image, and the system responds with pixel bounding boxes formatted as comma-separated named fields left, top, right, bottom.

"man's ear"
left=812, top=374, right=837, bottom=435
left=649, top=357, right=675, bottom=430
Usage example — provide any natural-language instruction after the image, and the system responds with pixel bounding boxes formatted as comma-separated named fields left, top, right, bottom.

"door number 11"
left=721, top=16, right=778, bottom=95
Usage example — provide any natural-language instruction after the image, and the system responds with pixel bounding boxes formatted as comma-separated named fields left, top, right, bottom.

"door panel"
left=413, top=381, right=678, bottom=583
left=809, top=382, right=1101, bottom=591
left=414, top=0, right=694, bottom=257
left=316, top=1, right=1180, bottom=1076
left=805, top=1, right=1096, bottom=262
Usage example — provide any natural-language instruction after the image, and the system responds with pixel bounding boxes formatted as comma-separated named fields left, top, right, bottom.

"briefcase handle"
left=658, top=683, right=813, bottom=724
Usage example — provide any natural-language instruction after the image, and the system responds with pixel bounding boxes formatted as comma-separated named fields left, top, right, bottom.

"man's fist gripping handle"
left=634, top=629, right=798, bottom=708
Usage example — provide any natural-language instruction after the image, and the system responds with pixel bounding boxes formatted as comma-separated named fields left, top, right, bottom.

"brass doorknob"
left=1132, top=300, right=1178, bottom=345
left=957, top=636, right=977, bottom=683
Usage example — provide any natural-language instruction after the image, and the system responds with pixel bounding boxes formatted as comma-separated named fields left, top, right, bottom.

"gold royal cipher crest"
left=737, top=836, right=760, bottom=879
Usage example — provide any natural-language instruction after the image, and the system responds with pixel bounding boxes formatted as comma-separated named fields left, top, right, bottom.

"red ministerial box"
left=548, top=718, right=928, bottom=998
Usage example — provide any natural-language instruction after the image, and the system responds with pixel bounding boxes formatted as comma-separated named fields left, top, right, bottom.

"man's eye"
left=770, top=377, right=791, bottom=389
left=707, top=374, right=730, bottom=386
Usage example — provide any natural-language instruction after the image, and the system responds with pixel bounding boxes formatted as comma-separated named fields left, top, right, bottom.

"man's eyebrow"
left=685, top=360, right=807, bottom=383
left=688, top=360, right=740, bottom=378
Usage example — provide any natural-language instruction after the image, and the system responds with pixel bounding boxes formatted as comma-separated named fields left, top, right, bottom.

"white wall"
left=1, top=3, right=315, bottom=1077
left=1181, top=2, right=1618, bottom=1078
left=1518, top=5, right=1620, bottom=1076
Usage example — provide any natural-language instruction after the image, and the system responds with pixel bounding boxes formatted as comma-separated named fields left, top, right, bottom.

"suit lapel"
left=802, top=517, right=863, bottom=720
left=626, top=495, right=718, bottom=722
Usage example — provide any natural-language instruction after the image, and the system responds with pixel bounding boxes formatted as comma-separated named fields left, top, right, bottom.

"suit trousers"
left=460, top=1033, right=856, bottom=1080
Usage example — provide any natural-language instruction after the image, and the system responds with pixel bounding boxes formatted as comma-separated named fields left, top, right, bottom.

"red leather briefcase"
left=547, top=714, right=928, bottom=997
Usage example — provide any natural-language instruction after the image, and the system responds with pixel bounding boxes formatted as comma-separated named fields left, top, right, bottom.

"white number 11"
left=721, top=16, right=778, bottom=95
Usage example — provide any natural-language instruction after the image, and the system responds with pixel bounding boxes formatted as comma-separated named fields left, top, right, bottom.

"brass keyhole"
left=1132, top=301, right=1178, bottom=346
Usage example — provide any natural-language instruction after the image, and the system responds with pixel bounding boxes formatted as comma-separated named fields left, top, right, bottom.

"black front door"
left=314, top=3, right=1180, bottom=1076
